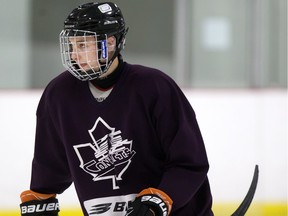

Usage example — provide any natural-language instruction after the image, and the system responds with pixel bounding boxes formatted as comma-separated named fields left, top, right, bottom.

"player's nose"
left=70, top=50, right=78, bottom=61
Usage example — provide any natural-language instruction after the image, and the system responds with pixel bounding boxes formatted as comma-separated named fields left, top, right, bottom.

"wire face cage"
left=60, top=30, right=109, bottom=81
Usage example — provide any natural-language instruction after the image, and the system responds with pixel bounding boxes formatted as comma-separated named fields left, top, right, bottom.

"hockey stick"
left=231, top=165, right=259, bottom=216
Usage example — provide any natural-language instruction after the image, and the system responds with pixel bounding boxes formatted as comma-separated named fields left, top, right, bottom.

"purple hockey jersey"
left=30, top=63, right=213, bottom=215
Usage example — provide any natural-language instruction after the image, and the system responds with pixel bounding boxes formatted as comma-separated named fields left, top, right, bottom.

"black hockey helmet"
left=64, top=2, right=126, bottom=42
left=60, top=2, right=128, bottom=81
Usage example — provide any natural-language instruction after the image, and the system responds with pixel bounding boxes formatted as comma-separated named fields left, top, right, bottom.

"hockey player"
left=20, top=2, right=213, bottom=216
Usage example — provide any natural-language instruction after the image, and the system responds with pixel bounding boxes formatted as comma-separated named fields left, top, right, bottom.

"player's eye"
left=78, top=42, right=86, bottom=49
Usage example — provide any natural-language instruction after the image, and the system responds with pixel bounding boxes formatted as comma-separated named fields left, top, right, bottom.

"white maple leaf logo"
left=73, top=117, right=136, bottom=189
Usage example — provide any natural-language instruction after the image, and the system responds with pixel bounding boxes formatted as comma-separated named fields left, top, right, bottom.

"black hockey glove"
left=20, top=190, right=59, bottom=216
left=126, top=188, right=173, bottom=216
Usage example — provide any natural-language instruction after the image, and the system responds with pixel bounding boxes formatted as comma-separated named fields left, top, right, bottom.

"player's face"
left=69, top=36, right=100, bottom=72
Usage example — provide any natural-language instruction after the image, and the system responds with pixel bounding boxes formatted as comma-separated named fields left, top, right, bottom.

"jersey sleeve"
left=30, top=87, right=72, bottom=194
left=151, top=76, right=212, bottom=213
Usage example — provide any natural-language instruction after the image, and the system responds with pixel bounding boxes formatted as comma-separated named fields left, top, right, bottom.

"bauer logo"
left=84, top=193, right=136, bottom=215
left=141, top=195, right=168, bottom=216
left=98, top=3, right=112, bottom=13
left=21, top=203, right=59, bottom=214
left=74, top=117, right=136, bottom=189
left=101, top=40, right=107, bottom=59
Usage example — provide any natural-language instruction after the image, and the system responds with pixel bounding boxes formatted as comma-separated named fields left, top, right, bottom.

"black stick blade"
left=231, top=165, right=259, bottom=216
